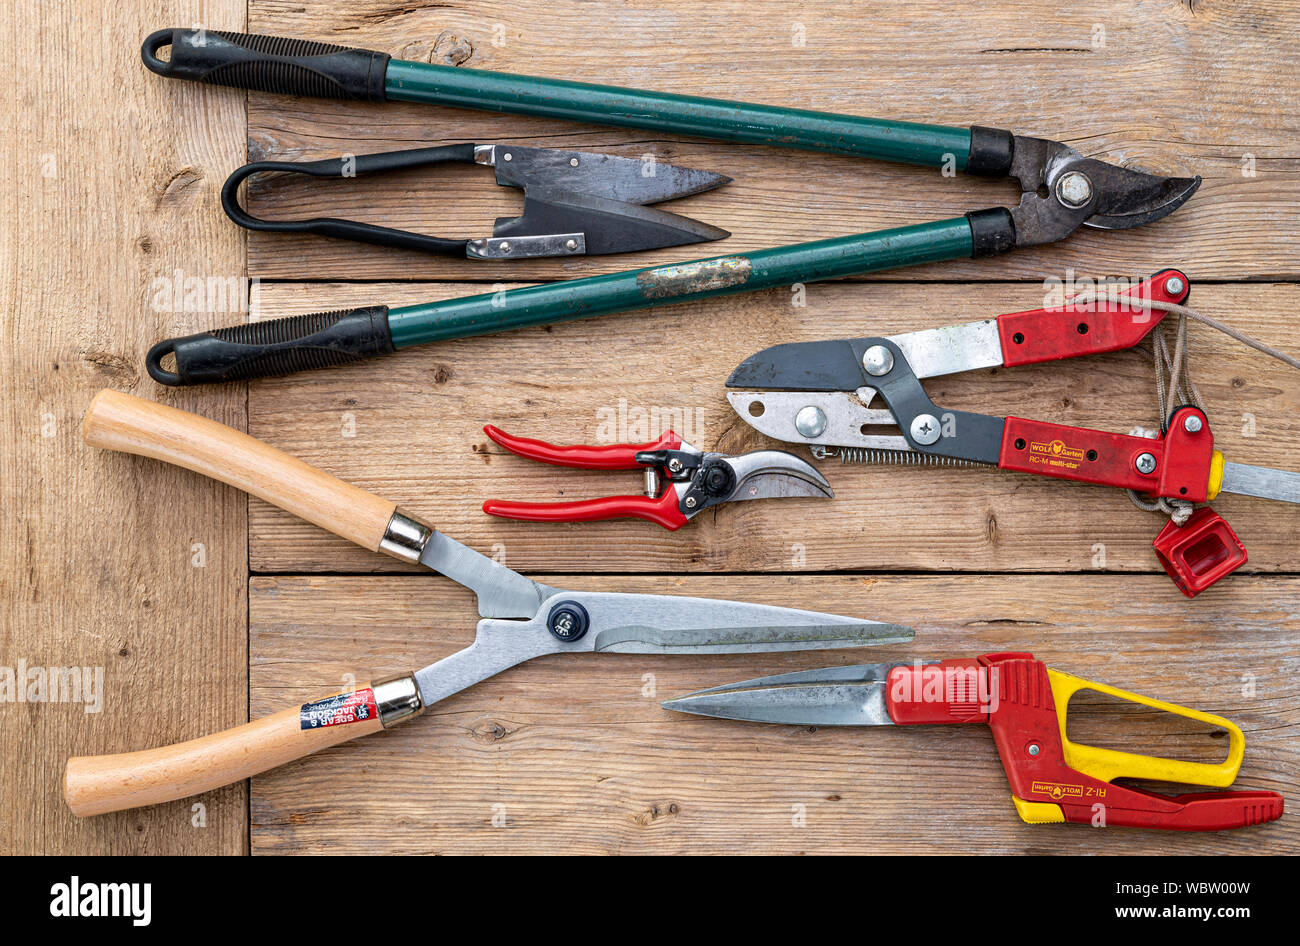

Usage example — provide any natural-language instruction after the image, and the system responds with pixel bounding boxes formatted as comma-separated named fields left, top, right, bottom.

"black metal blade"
left=494, top=188, right=729, bottom=254
left=1085, top=167, right=1201, bottom=230
left=726, top=339, right=864, bottom=391
left=492, top=145, right=731, bottom=204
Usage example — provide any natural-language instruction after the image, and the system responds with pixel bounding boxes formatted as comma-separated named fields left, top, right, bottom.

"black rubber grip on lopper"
left=964, top=126, right=1015, bottom=177
left=146, top=306, right=394, bottom=386
left=141, top=29, right=389, bottom=101
left=966, top=208, right=1017, bottom=257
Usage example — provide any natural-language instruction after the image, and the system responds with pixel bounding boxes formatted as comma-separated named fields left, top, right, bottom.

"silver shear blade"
left=412, top=590, right=914, bottom=708
left=717, top=450, right=834, bottom=502
left=662, top=662, right=923, bottom=726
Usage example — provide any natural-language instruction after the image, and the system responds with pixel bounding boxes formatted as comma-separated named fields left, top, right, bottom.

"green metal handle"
left=385, top=60, right=973, bottom=169
left=388, top=217, right=974, bottom=348
left=142, top=29, right=976, bottom=169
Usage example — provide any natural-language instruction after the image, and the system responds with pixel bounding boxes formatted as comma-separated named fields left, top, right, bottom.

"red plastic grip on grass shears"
left=885, top=652, right=1282, bottom=831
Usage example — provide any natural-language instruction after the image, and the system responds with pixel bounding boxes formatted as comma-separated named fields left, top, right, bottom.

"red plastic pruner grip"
left=483, top=425, right=682, bottom=469
left=482, top=492, right=689, bottom=529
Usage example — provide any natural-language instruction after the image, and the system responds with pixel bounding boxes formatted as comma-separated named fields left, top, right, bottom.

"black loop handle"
left=141, top=28, right=390, bottom=101
left=220, top=145, right=477, bottom=256
left=147, top=306, right=394, bottom=386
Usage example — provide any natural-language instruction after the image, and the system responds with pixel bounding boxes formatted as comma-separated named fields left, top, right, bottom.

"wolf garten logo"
left=49, top=877, right=151, bottom=927
left=1027, top=438, right=1086, bottom=471
left=1032, top=780, right=1106, bottom=801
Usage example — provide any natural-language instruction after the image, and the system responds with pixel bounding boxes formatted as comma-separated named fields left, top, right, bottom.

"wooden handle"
left=83, top=389, right=401, bottom=552
left=65, top=686, right=385, bottom=816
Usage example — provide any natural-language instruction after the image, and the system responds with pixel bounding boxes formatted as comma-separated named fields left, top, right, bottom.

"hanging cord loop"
left=1058, top=287, right=1300, bottom=522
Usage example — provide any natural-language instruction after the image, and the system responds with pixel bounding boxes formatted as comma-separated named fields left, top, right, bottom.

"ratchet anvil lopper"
left=480, top=424, right=832, bottom=529
left=726, top=269, right=1300, bottom=596
left=222, top=143, right=730, bottom=259
left=140, top=28, right=1199, bottom=386
left=65, top=391, right=912, bottom=817
left=664, top=652, right=1284, bottom=831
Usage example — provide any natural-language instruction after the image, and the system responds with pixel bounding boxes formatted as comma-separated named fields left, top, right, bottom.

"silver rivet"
left=499, top=241, right=511, bottom=253
left=569, top=157, right=579, bottom=167
left=1055, top=170, right=1094, bottom=208
left=1183, top=414, right=1203, bottom=434
left=684, top=496, right=697, bottom=508
left=862, top=344, right=894, bottom=377
left=1165, top=276, right=1185, bottom=296
left=795, top=406, right=827, bottom=438
left=1136, top=452, right=1157, bottom=474
left=910, top=414, right=941, bottom=445
left=503, top=152, right=513, bottom=161
left=565, top=239, right=579, bottom=251
left=1028, top=743, right=1040, bottom=757
left=668, top=458, right=683, bottom=473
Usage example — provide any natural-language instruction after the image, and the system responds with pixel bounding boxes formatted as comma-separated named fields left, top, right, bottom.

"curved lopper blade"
left=1007, top=136, right=1201, bottom=247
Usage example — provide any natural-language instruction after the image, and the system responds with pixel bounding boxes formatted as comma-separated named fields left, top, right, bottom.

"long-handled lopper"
left=140, top=29, right=1199, bottom=386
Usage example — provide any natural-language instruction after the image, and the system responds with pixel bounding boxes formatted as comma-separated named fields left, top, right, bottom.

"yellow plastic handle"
left=1046, top=668, right=1244, bottom=788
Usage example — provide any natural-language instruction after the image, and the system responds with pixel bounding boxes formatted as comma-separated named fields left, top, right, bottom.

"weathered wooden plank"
left=236, top=0, right=1300, bottom=281
left=247, top=574, right=1300, bottom=854
left=0, top=1, right=248, bottom=854
left=247, top=281, right=1300, bottom=579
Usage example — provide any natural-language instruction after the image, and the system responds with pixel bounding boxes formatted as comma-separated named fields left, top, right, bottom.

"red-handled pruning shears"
left=665, top=652, right=1284, bottom=832
left=728, top=270, right=1300, bottom=596
left=481, top=425, right=833, bottom=529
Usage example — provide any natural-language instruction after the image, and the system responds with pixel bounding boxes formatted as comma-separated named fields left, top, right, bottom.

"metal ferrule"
left=371, top=674, right=424, bottom=728
left=378, top=509, right=433, bottom=564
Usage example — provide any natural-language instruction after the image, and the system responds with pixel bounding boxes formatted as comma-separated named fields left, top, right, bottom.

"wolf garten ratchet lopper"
left=726, top=269, right=1300, bottom=596
left=65, top=391, right=911, bottom=816
left=665, top=652, right=1284, bottom=831
left=480, top=424, right=832, bottom=529
left=140, top=28, right=1199, bottom=386
left=222, top=143, right=730, bottom=259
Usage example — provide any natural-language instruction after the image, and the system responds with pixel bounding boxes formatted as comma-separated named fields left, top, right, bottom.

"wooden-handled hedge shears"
left=480, top=424, right=832, bottom=529
left=66, top=391, right=912, bottom=816
left=727, top=270, right=1300, bottom=596
left=665, top=651, right=1284, bottom=831
left=140, top=28, right=1199, bottom=386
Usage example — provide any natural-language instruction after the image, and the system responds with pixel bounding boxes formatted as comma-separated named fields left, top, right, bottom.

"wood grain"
left=247, top=573, right=1299, bottom=854
left=0, top=2, right=248, bottom=853
left=247, top=280, right=1300, bottom=579
left=85, top=390, right=400, bottom=555
left=65, top=689, right=383, bottom=816
left=225, top=0, right=1300, bottom=282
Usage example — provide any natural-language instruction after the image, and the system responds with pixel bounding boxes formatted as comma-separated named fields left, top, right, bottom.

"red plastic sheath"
left=884, top=652, right=1284, bottom=831
left=997, top=268, right=1189, bottom=368
left=483, top=424, right=682, bottom=469
left=483, top=491, right=689, bottom=530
